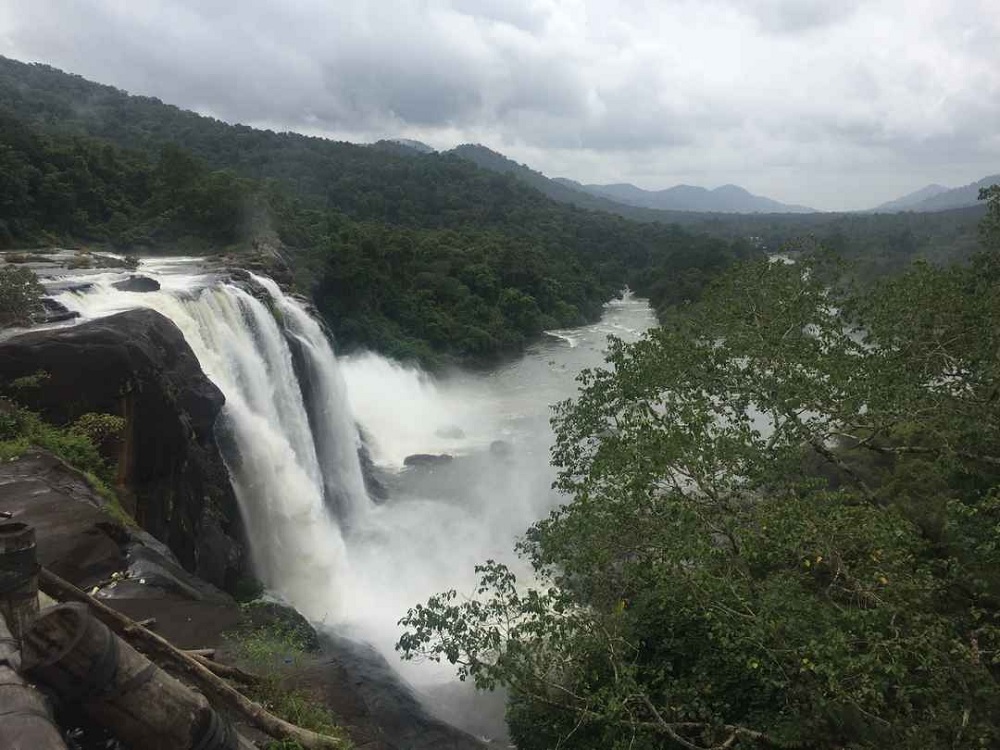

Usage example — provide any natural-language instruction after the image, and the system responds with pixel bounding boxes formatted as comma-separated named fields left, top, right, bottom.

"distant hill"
left=0, top=54, right=987, bottom=301
left=445, top=143, right=809, bottom=221
left=557, top=179, right=815, bottom=214
left=387, top=138, right=436, bottom=154
left=445, top=143, right=682, bottom=218
left=873, top=175, right=1000, bottom=213
left=369, top=139, right=437, bottom=157
left=872, top=184, right=949, bottom=212
left=910, top=175, right=1000, bottom=211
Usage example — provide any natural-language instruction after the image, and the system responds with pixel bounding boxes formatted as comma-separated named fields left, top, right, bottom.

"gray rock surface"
left=0, top=309, right=243, bottom=590
left=111, top=275, right=161, bottom=292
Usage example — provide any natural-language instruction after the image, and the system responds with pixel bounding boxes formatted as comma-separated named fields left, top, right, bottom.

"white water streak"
left=56, top=272, right=364, bottom=620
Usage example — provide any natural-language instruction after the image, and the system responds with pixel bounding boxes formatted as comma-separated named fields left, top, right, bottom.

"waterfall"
left=251, top=274, right=370, bottom=520
left=56, top=267, right=369, bottom=620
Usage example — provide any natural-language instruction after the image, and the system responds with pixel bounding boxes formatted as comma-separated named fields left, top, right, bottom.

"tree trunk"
left=0, top=611, right=68, bottom=750
left=38, top=567, right=349, bottom=750
left=22, top=603, right=245, bottom=750
left=0, top=522, right=40, bottom=646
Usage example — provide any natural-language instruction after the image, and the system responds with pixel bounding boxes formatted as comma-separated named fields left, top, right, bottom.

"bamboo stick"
left=24, top=603, right=242, bottom=750
left=0, top=523, right=40, bottom=645
left=0, top=611, right=68, bottom=750
left=38, top=567, right=348, bottom=750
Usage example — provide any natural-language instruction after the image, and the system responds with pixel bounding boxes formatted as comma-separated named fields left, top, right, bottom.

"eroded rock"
left=0, top=309, right=243, bottom=590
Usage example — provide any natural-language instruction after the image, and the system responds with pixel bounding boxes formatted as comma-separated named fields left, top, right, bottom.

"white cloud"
left=1, top=0, right=997, bottom=209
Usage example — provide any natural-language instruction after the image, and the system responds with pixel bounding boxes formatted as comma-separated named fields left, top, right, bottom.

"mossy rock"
left=236, top=600, right=320, bottom=653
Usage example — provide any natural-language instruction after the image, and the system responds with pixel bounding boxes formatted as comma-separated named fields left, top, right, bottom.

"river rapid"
left=337, top=292, right=657, bottom=669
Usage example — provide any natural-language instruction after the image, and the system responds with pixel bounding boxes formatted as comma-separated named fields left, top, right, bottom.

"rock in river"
left=403, top=453, right=454, bottom=467
left=112, top=275, right=161, bottom=293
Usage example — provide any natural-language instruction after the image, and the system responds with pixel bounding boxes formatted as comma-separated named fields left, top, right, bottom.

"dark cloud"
left=738, top=0, right=863, bottom=33
left=1, top=0, right=997, bottom=209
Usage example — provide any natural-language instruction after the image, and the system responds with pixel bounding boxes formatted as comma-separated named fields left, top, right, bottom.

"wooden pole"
left=0, top=611, right=69, bottom=750
left=38, top=567, right=349, bottom=750
left=23, top=603, right=248, bottom=750
left=0, top=523, right=40, bottom=646
left=189, top=652, right=262, bottom=686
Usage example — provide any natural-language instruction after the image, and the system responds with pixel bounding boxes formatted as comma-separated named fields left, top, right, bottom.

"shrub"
left=6, top=370, right=51, bottom=390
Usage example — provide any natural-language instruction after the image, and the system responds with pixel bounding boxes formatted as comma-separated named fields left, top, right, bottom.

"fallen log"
left=0, top=523, right=40, bottom=644
left=38, top=567, right=349, bottom=750
left=0, top=611, right=68, bottom=750
left=190, top=653, right=262, bottom=686
left=23, top=603, right=247, bottom=750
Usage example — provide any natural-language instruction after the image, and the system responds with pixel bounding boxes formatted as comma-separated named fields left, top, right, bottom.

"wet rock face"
left=38, top=298, right=80, bottom=324
left=0, top=309, right=243, bottom=591
left=358, top=435, right=389, bottom=501
left=0, top=448, right=231, bottom=604
left=403, top=453, right=454, bottom=467
left=111, top=275, right=161, bottom=293
left=299, top=631, right=489, bottom=750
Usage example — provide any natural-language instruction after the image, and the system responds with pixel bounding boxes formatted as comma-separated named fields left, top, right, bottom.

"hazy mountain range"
left=556, top=179, right=815, bottom=213
left=440, top=143, right=815, bottom=214
left=386, top=138, right=997, bottom=217
left=872, top=175, right=1000, bottom=212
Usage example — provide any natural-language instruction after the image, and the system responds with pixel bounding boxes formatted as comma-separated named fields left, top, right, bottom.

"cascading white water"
left=54, top=266, right=365, bottom=620
left=251, top=274, right=370, bottom=520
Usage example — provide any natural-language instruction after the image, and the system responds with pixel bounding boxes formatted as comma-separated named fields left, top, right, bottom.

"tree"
left=0, top=266, right=43, bottom=328
left=979, top=184, right=1000, bottom=252
left=398, top=249, right=1000, bottom=748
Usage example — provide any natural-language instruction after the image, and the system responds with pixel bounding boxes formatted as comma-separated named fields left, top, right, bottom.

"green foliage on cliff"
left=0, top=399, right=122, bottom=479
left=304, top=216, right=745, bottom=363
left=398, top=197, right=1000, bottom=748
left=0, top=397, right=131, bottom=525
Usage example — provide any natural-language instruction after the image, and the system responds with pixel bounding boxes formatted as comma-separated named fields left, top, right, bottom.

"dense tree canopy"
left=398, top=191, right=1000, bottom=747
left=0, top=56, right=755, bottom=364
left=0, top=111, right=252, bottom=250
left=0, top=54, right=989, bottom=363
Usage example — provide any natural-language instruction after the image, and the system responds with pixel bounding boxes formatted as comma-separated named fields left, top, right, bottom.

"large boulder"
left=0, top=309, right=242, bottom=591
left=112, top=275, right=161, bottom=293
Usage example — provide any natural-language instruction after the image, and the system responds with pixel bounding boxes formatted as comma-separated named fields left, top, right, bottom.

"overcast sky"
left=1, top=0, right=998, bottom=210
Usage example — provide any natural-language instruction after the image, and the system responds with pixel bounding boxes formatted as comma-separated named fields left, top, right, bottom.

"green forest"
left=400, top=187, right=1000, bottom=749
left=0, top=56, right=752, bottom=364
left=0, top=55, right=987, bottom=362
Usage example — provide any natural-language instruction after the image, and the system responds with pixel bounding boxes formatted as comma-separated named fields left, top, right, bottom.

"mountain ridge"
left=557, top=178, right=815, bottom=214
left=872, top=175, right=1000, bottom=213
left=446, top=143, right=816, bottom=217
left=872, top=184, right=948, bottom=212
